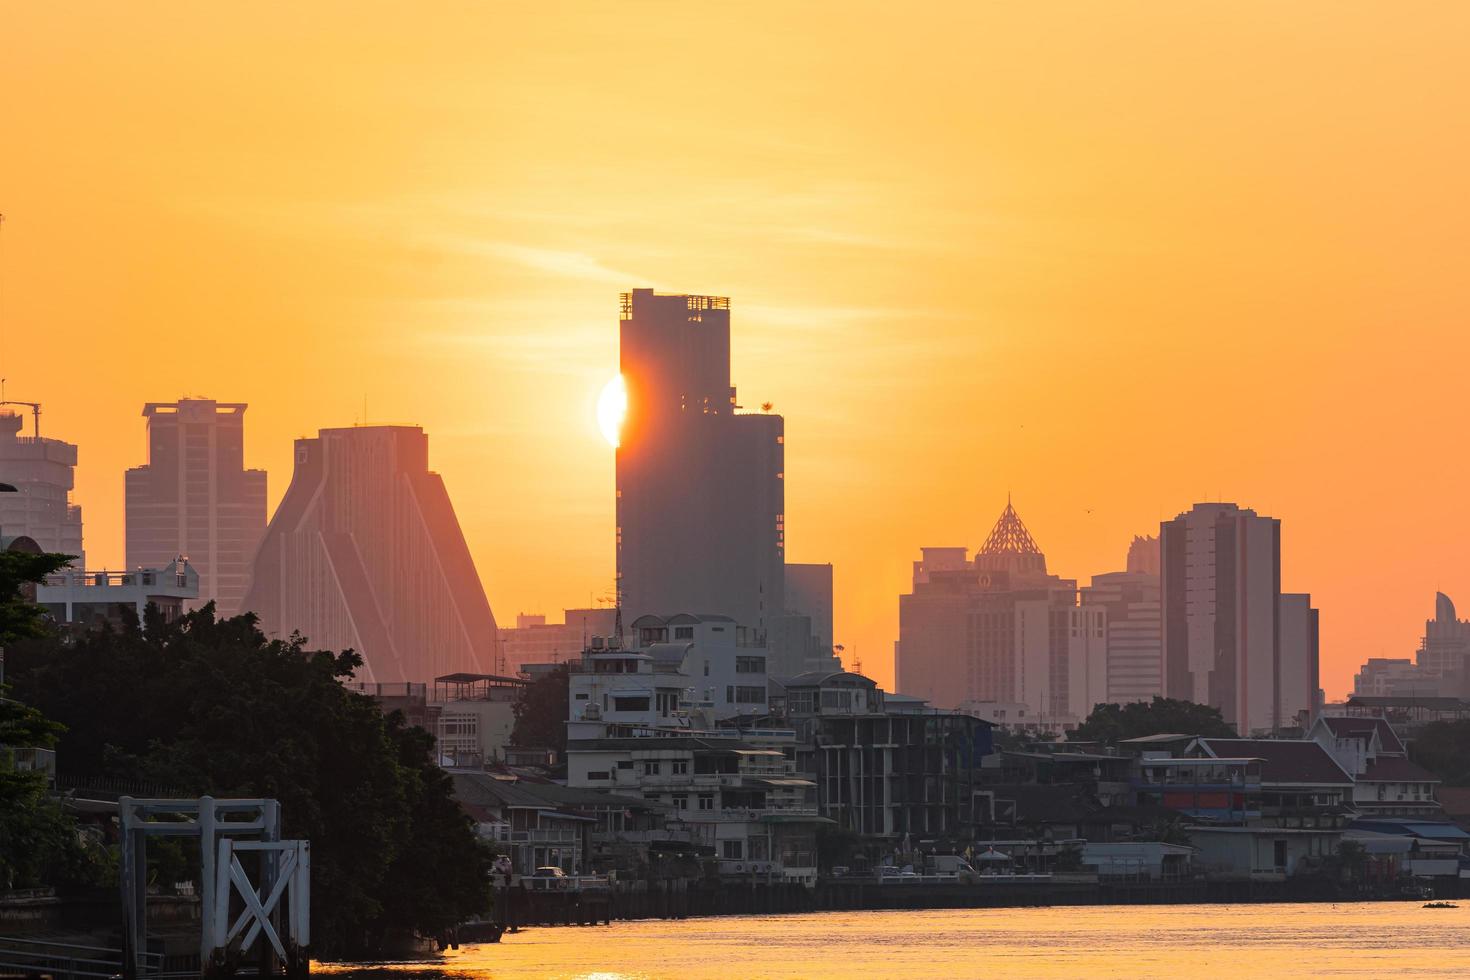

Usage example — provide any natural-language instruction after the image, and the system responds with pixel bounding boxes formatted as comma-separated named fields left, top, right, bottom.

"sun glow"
left=597, top=374, right=627, bottom=448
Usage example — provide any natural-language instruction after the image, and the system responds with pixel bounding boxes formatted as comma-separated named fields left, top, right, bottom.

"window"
left=722, top=840, right=744, bottom=860
left=587, top=771, right=610, bottom=781
left=736, top=656, right=765, bottom=674
left=643, top=761, right=660, bottom=776
left=613, top=696, right=650, bottom=712
left=675, top=795, right=689, bottom=810
left=698, top=793, right=715, bottom=811
left=671, top=760, right=689, bottom=775
left=617, top=760, right=633, bottom=770
left=704, top=661, right=710, bottom=676
left=674, top=626, right=694, bottom=639
left=735, top=686, right=765, bottom=704
left=574, top=692, right=589, bottom=700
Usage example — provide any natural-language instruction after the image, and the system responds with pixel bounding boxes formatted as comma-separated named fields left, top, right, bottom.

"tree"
left=1071, top=697, right=1235, bottom=744
left=1408, top=720, right=1470, bottom=786
left=8, top=607, right=490, bottom=958
left=0, top=549, right=101, bottom=890
left=509, top=663, right=569, bottom=753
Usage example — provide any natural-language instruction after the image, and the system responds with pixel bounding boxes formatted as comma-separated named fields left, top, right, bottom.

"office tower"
left=1161, top=502, right=1314, bottom=734
left=0, top=410, right=84, bottom=565
left=615, top=289, right=784, bottom=635
left=786, top=563, right=834, bottom=655
left=1278, top=592, right=1321, bottom=725
left=1416, top=592, right=1470, bottom=679
left=125, top=399, right=266, bottom=616
left=1082, top=536, right=1165, bottom=704
left=242, top=425, right=497, bottom=684
left=896, top=500, right=1105, bottom=723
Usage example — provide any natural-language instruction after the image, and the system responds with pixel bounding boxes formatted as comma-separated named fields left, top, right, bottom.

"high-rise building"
left=0, top=411, right=84, bottom=566
left=1416, top=591, right=1470, bottom=679
left=896, top=500, right=1106, bottom=724
left=125, top=399, right=266, bottom=616
left=497, top=608, right=619, bottom=674
left=241, top=425, right=497, bottom=684
left=615, top=289, right=785, bottom=636
left=1278, top=592, right=1321, bottom=725
left=1160, top=502, right=1317, bottom=734
left=1081, top=568, right=1163, bottom=704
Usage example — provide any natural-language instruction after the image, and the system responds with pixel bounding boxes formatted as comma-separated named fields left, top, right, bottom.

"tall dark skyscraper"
left=616, top=288, right=785, bottom=636
left=125, top=399, right=267, bottom=616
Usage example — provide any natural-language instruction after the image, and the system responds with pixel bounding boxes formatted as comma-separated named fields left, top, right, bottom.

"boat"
left=1422, top=901, right=1458, bottom=909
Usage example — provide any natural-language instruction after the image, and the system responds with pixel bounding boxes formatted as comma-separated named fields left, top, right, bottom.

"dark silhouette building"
left=125, top=399, right=266, bottom=615
left=241, top=425, right=497, bottom=683
left=616, top=289, right=784, bottom=639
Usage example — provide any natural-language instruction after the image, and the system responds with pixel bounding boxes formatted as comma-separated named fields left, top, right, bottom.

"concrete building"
left=1353, top=658, right=1435, bottom=698
left=1417, top=591, right=1470, bottom=679
left=125, top=400, right=266, bottom=615
left=566, top=613, right=770, bottom=735
left=896, top=500, right=1106, bottom=727
left=0, top=410, right=84, bottom=566
left=1278, top=593, right=1322, bottom=726
left=431, top=673, right=527, bottom=768
left=1161, top=502, right=1317, bottom=734
left=1081, top=569, right=1163, bottom=704
left=242, top=425, right=497, bottom=684
left=1309, top=715, right=1442, bottom=819
left=779, top=670, right=994, bottom=839
left=498, top=608, right=619, bottom=674
left=37, top=558, right=199, bottom=629
left=616, top=289, right=803, bottom=655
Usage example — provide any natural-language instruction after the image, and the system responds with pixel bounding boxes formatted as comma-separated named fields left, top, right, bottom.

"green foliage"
left=1071, top=697, right=1236, bottom=744
left=1408, top=720, right=1470, bottom=786
left=0, top=549, right=99, bottom=890
left=509, top=663, right=569, bottom=753
left=8, top=607, right=491, bottom=958
left=0, top=550, right=73, bottom=644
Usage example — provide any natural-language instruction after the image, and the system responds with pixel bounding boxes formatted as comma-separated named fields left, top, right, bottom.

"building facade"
left=615, top=289, right=788, bottom=643
left=1417, top=591, right=1470, bottom=679
left=241, top=425, right=498, bottom=683
left=0, top=411, right=84, bottom=566
left=896, top=500, right=1106, bottom=726
left=125, top=399, right=266, bottom=616
left=1161, top=502, right=1318, bottom=734
left=36, top=558, right=199, bottom=629
left=1081, top=570, right=1163, bottom=704
left=497, top=608, right=619, bottom=674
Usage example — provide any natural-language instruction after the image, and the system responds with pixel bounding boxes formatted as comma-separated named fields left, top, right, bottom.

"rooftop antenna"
left=611, top=579, right=624, bottom=649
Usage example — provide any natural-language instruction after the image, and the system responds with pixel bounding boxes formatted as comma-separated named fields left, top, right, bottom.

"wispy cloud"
left=425, top=236, right=660, bottom=288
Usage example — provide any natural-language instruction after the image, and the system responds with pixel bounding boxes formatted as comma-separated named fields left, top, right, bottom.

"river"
left=316, top=901, right=1469, bottom=978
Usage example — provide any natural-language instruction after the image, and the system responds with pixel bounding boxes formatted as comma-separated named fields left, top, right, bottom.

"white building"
left=1309, top=715, right=1441, bottom=819
left=497, top=608, right=619, bottom=674
left=0, top=411, right=84, bottom=567
left=36, top=558, right=199, bottom=628
left=567, top=613, right=769, bottom=736
left=1353, top=658, right=1435, bottom=698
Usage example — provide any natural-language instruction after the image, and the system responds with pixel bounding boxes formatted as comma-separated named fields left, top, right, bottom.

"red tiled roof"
left=1199, top=738, right=1353, bottom=786
left=1322, top=716, right=1406, bottom=754
left=1360, top=756, right=1439, bottom=783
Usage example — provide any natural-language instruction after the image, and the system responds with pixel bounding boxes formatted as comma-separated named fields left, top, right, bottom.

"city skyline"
left=8, top=3, right=1470, bottom=699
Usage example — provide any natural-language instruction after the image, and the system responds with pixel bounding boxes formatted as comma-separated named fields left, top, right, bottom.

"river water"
left=316, top=901, right=1469, bottom=978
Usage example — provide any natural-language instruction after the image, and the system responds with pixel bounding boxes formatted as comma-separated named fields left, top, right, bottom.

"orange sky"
left=5, top=2, right=1470, bottom=699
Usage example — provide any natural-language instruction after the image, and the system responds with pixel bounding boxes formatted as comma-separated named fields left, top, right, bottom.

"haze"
left=5, top=1, right=1469, bottom=698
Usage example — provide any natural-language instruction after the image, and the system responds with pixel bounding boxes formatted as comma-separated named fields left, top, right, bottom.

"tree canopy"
left=1070, top=697, right=1236, bottom=744
left=8, top=606, right=491, bottom=957
left=509, top=663, right=569, bottom=753
left=1408, top=719, right=1470, bottom=786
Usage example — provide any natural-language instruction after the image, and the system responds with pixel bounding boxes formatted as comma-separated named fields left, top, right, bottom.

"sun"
left=596, top=375, right=627, bottom=448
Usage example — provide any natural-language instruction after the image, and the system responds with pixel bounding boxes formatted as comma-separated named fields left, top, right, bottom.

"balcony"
left=3, top=746, right=56, bottom=778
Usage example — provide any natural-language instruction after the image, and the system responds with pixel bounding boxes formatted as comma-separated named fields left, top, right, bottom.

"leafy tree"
left=1071, top=697, right=1235, bottom=744
left=1409, top=720, right=1470, bottom=786
left=509, top=663, right=569, bottom=753
left=0, top=549, right=101, bottom=889
left=8, top=607, right=490, bottom=958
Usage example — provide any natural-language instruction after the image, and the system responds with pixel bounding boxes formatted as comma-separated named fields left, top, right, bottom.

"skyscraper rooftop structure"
left=0, top=410, right=83, bottom=566
left=974, top=497, right=1046, bottom=577
left=125, top=399, right=266, bottom=616
left=242, top=425, right=498, bottom=684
